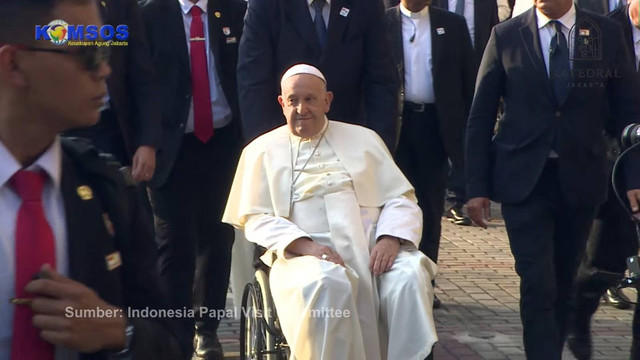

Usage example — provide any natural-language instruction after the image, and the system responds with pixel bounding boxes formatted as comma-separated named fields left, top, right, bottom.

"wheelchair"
left=240, top=250, right=290, bottom=360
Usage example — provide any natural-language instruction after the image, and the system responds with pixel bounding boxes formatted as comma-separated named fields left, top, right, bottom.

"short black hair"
left=0, top=0, right=91, bottom=45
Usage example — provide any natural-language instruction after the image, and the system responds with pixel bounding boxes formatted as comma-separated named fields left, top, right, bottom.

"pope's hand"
left=369, top=235, right=400, bottom=276
left=285, top=237, right=345, bottom=266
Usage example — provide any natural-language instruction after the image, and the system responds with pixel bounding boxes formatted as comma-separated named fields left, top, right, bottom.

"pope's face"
left=278, top=74, right=333, bottom=138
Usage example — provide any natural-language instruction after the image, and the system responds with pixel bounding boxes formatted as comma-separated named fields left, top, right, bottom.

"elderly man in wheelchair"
left=223, top=64, right=438, bottom=360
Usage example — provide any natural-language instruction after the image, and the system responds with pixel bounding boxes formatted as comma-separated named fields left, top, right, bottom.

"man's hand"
left=467, top=197, right=491, bottom=228
left=285, top=238, right=345, bottom=266
left=131, top=145, right=156, bottom=183
left=369, top=235, right=400, bottom=276
left=627, top=189, right=640, bottom=220
left=25, top=264, right=126, bottom=353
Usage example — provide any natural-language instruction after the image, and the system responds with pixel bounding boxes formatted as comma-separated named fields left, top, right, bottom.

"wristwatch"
left=110, top=321, right=134, bottom=359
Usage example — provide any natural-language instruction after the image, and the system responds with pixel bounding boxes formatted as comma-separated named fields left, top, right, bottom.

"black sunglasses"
left=20, top=45, right=110, bottom=73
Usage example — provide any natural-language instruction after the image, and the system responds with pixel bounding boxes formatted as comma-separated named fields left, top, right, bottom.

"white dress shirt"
left=308, top=0, right=331, bottom=28
left=610, top=0, right=622, bottom=12
left=632, top=15, right=640, bottom=70
left=178, top=0, right=232, bottom=131
left=400, top=4, right=435, bottom=104
left=536, top=3, right=576, bottom=76
left=448, top=0, right=475, bottom=47
left=0, top=137, right=71, bottom=360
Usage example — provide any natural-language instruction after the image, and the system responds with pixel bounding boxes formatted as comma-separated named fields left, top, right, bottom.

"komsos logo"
left=35, top=19, right=129, bottom=45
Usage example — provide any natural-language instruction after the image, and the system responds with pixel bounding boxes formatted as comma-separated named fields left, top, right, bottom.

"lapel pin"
left=103, top=213, right=115, bottom=237
left=339, top=7, right=350, bottom=17
left=101, top=1, right=106, bottom=8
left=214, top=11, right=221, bottom=18
left=226, top=36, right=237, bottom=44
left=77, top=185, right=93, bottom=200
left=436, top=27, right=445, bottom=35
left=223, top=27, right=231, bottom=35
left=105, top=251, right=122, bottom=271
left=579, top=29, right=590, bottom=36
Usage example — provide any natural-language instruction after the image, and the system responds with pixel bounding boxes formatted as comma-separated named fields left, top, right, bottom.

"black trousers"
left=572, top=177, right=639, bottom=342
left=501, top=160, right=596, bottom=360
left=395, top=104, right=447, bottom=263
left=150, top=125, right=240, bottom=338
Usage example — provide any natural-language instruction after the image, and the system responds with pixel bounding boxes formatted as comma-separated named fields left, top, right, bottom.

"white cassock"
left=223, top=120, right=438, bottom=360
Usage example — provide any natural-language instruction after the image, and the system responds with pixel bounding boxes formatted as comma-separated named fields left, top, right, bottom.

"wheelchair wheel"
left=240, top=282, right=266, bottom=360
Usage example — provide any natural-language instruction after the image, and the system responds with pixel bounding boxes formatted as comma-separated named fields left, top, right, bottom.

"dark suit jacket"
left=385, top=6, right=476, bottom=167
left=139, top=0, right=246, bottom=188
left=99, top=0, right=161, bottom=158
left=237, top=0, right=400, bottom=151
left=609, top=4, right=636, bottom=56
left=60, top=139, right=185, bottom=359
left=576, top=0, right=614, bottom=14
left=430, top=0, right=499, bottom=65
left=466, top=8, right=640, bottom=207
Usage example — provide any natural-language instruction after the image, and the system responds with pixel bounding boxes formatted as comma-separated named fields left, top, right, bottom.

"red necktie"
left=10, top=170, right=56, bottom=360
left=190, top=6, right=214, bottom=143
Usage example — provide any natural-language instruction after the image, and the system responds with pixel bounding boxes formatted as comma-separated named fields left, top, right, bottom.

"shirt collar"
left=536, top=2, right=576, bottom=31
left=399, top=3, right=429, bottom=19
left=307, top=0, right=331, bottom=6
left=0, top=136, right=62, bottom=190
left=178, top=0, right=208, bottom=15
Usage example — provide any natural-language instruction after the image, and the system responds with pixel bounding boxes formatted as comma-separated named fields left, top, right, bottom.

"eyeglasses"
left=0, top=43, right=111, bottom=73
left=22, top=45, right=110, bottom=73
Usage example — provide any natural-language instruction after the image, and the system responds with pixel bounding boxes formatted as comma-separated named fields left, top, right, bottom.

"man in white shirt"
left=223, top=64, right=438, bottom=360
left=385, top=0, right=476, bottom=308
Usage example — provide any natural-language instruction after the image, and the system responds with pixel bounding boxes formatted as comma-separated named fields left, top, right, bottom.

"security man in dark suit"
left=430, top=0, right=499, bottom=67
left=238, top=0, right=400, bottom=151
left=385, top=0, right=476, bottom=308
left=575, top=0, right=624, bottom=14
left=0, top=0, right=186, bottom=358
left=465, top=0, right=640, bottom=358
left=66, top=0, right=160, bottom=184
left=567, top=2, right=640, bottom=359
left=139, top=0, right=246, bottom=358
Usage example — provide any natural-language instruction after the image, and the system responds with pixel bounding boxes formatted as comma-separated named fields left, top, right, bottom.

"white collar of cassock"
left=399, top=3, right=429, bottom=19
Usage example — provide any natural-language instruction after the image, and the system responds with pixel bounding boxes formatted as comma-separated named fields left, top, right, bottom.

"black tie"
left=312, top=0, right=328, bottom=50
left=549, top=20, right=570, bottom=104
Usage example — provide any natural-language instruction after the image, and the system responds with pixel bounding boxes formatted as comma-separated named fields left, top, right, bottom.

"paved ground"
left=217, top=204, right=636, bottom=359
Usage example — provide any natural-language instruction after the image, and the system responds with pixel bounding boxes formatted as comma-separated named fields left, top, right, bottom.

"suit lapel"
left=390, top=7, right=404, bottom=82
left=325, top=0, right=352, bottom=59
left=519, top=8, right=554, bottom=101
left=430, top=9, right=444, bottom=81
left=284, top=0, right=323, bottom=57
left=207, top=0, right=223, bottom=76
left=61, top=153, right=124, bottom=304
left=432, top=0, right=449, bottom=11
left=162, top=0, right=190, bottom=78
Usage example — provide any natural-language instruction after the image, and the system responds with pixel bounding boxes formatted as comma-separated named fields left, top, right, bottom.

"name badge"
left=105, top=251, right=122, bottom=271
left=226, top=37, right=237, bottom=44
